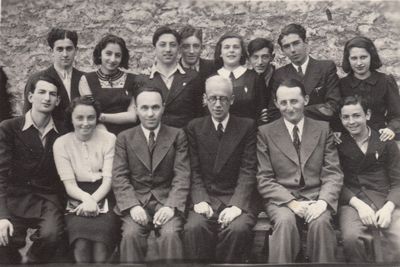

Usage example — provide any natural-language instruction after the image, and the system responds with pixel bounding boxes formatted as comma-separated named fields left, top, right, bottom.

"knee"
left=273, top=212, right=296, bottom=229
left=341, top=228, right=361, bottom=248
left=121, top=223, right=140, bottom=240
left=226, top=220, right=252, bottom=238
left=184, top=216, right=207, bottom=235
left=308, top=213, right=332, bottom=233
left=160, top=226, right=180, bottom=241
left=39, top=224, right=62, bottom=243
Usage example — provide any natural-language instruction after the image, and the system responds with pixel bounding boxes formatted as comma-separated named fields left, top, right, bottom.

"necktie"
left=217, top=123, right=224, bottom=139
left=148, top=131, right=156, bottom=154
left=292, top=125, right=305, bottom=186
left=297, top=65, right=304, bottom=77
left=229, top=72, right=235, bottom=83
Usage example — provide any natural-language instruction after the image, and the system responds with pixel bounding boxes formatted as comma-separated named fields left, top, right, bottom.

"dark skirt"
left=65, top=180, right=120, bottom=248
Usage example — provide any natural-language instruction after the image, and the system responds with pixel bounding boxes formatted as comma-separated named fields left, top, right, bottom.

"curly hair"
left=92, top=34, right=130, bottom=69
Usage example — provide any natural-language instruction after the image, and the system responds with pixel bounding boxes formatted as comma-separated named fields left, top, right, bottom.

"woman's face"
left=220, top=38, right=242, bottom=68
left=72, top=104, right=97, bottom=140
left=349, top=47, right=371, bottom=79
left=100, top=43, right=122, bottom=74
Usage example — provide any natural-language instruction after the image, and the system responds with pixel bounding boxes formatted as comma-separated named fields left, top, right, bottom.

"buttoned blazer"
left=23, top=66, right=83, bottom=125
left=0, top=116, right=66, bottom=219
left=112, top=124, right=190, bottom=215
left=187, top=115, right=257, bottom=213
left=137, top=69, right=204, bottom=128
left=338, top=129, right=400, bottom=209
left=270, top=57, right=341, bottom=122
left=257, top=117, right=343, bottom=212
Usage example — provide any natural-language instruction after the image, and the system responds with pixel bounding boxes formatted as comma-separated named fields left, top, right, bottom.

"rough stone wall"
left=1, top=0, right=399, bottom=115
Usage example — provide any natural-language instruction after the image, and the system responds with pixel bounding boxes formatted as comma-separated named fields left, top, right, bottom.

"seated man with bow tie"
left=112, top=86, right=190, bottom=263
left=183, top=75, right=258, bottom=263
left=257, top=79, right=343, bottom=263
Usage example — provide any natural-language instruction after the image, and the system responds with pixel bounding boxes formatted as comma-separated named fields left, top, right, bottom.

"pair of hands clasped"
left=194, top=201, right=242, bottom=228
left=287, top=199, right=328, bottom=223
left=130, top=206, right=174, bottom=226
left=72, top=195, right=100, bottom=217
left=350, top=197, right=395, bottom=228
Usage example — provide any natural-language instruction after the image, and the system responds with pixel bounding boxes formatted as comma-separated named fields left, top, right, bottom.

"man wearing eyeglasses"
left=183, top=75, right=258, bottom=263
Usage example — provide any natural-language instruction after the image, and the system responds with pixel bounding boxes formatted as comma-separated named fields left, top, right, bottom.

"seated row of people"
left=0, top=72, right=399, bottom=264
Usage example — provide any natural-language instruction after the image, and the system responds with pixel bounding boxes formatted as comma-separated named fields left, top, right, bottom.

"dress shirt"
left=291, top=55, right=310, bottom=75
left=217, top=65, right=247, bottom=80
left=22, top=110, right=58, bottom=146
left=181, top=58, right=200, bottom=72
left=54, top=64, right=72, bottom=100
left=149, top=62, right=186, bottom=89
left=211, top=113, right=230, bottom=132
left=283, top=117, right=305, bottom=142
left=351, top=126, right=371, bottom=154
left=141, top=124, right=161, bottom=144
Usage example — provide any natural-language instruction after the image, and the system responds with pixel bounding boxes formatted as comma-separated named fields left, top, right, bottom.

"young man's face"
left=28, top=80, right=60, bottom=114
left=249, top=47, right=274, bottom=74
left=280, top=33, right=308, bottom=66
left=181, top=35, right=202, bottom=66
left=340, top=103, right=370, bottom=137
left=155, top=33, right=179, bottom=66
left=52, top=38, right=76, bottom=69
left=275, top=85, right=308, bottom=125
left=135, top=91, right=164, bottom=130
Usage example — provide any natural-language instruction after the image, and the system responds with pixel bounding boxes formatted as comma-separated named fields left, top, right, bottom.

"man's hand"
left=379, top=128, right=395, bottom=142
left=194, top=201, right=214, bottom=218
left=153, top=206, right=174, bottom=226
left=350, top=197, right=376, bottom=226
left=0, top=219, right=13, bottom=246
left=304, top=200, right=327, bottom=223
left=218, top=206, right=242, bottom=228
left=376, top=201, right=395, bottom=228
left=130, top=206, right=148, bottom=226
left=287, top=200, right=313, bottom=218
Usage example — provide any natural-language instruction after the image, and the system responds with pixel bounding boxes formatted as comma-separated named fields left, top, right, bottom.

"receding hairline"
left=205, top=76, right=233, bottom=94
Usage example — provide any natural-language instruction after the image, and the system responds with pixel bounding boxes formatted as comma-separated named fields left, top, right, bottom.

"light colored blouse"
left=53, top=128, right=116, bottom=182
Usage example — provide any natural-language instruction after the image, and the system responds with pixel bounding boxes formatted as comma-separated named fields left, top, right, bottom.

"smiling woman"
left=78, top=34, right=140, bottom=135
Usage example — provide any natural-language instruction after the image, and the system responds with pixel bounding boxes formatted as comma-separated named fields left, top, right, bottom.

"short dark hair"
left=342, top=36, right=382, bottom=74
left=93, top=34, right=130, bottom=69
left=214, top=32, right=247, bottom=69
left=152, top=26, right=181, bottom=46
left=180, top=25, right=203, bottom=43
left=66, top=96, right=102, bottom=130
left=248, top=38, right=274, bottom=56
left=47, top=28, right=78, bottom=49
left=134, top=86, right=165, bottom=103
left=339, top=95, right=369, bottom=115
left=274, top=78, right=307, bottom=100
left=277, top=23, right=307, bottom=47
left=28, top=74, right=61, bottom=94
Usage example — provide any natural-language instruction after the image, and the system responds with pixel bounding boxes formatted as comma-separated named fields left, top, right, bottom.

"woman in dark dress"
left=79, top=34, right=138, bottom=135
left=213, top=33, right=269, bottom=124
left=339, top=36, right=400, bottom=141
left=53, top=97, right=119, bottom=263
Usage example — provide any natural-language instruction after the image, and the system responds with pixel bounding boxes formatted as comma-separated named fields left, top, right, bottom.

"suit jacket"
left=137, top=69, right=204, bottom=128
left=198, top=58, right=216, bottom=81
left=257, top=117, right=343, bottom=212
left=0, top=67, right=11, bottom=122
left=187, top=115, right=257, bottom=213
left=112, top=124, right=190, bottom=215
left=0, top=116, right=67, bottom=220
left=270, top=57, right=341, bottom=123
left=23, top=65, right=84, bottom=124
left=338, top=129, right=400, bottom=209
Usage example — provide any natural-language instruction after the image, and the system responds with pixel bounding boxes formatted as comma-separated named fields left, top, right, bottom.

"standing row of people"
left=0, top=22, right=399, bottom=264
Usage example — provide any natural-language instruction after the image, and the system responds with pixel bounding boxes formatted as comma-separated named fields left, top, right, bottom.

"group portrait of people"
left=0, top=21, right=400, bottom=265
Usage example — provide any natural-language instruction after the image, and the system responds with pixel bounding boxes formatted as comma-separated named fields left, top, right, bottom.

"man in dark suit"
left=137, top=26, right=203, bottom=128
left=23, top=28, right=83, bottom=126
left=269, top=24, right=341, bottom=125
left=179, top=25, right=216, bottom=81
left=257, top=79, right=343, bottom=263
left=337, top=96, right=400, bottom=263
left=0, top=67, right=11, bottom=122
left=0, top=74, right=66, bottom=263
left=112, top=86, right=190, bottom=262
left=183, top=75, right=257, bottom=263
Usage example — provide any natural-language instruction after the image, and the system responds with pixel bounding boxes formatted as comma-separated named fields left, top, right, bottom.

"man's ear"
left=28, top=91, right=34, bottom=104
left=55, top=96, right=61, bottom=107
left=304, top=95, right=310, bottom=106
left=202, top=93, right=207, bottom=107
left=366, top=109, right=372, bottom=120
left=274, top=98, right=279, bottom=109
left=230, top=94, right=235, bottom=105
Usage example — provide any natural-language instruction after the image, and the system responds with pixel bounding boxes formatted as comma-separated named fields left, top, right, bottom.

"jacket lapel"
left=70, top=68, right=82, bottom=100
left=129, top=128, right=151, bottom=171
left=165, top=71, right=195, bottom=105
left=49, top=66, right=69, bottom=104
left=300, top=117, right=321, bottom=166
left=270, top=118, right=299, bottom=165
left=198, top=117, right=220, bottom=155
left=152, top=125, right=174, bottom=171
left=303, top=57, right=322, bottom=96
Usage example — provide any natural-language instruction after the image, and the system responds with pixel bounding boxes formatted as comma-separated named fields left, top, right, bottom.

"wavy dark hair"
left=93, top=34, right=130, bottom=69
left=274, top=78, right=307, bottom=100
left=47, top=28, right=78, bottom=49
left=214, top=32, right=247, bottom=69
left=277, top=23, right=307, bottom=47
left=65, top=96, right=102, bottom=131
left=342, top=36, right=382, bottom=74
left=248, top=37, right=274, bottom=56
left=339, top=95, right=369, bottom=115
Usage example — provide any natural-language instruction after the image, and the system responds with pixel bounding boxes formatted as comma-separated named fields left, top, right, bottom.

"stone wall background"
left=1, top=0, right=399, bottom=115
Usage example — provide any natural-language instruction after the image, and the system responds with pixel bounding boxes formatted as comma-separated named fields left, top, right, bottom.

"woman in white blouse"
left=53, top=96, right=119, bottom=263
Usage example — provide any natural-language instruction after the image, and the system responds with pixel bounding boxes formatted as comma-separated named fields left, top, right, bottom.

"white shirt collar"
left=211, top=113, right=230, bottom=132
left=141, top=124, right=161, bottom=143
left=22, top=109, right=58, bottom=133
left=180, top=58, right=200, bottom=72
left=291, top=55, right=309, bottom=74
left=149, top=62, right=186, bottom=79
left=217, top=65, right=247, bottom=80
left=283, top=117, right=304, bottom=142
left=54, top=64, right=72, bottom=79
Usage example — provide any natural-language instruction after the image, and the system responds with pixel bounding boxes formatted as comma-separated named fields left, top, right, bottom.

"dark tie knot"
left=297, top=65, right=304, bottom=77
left=148, top=131, right=156, bottom=152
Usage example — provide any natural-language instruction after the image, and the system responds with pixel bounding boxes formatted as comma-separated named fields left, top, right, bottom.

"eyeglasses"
left=206, top=95, right=230, bottom=104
